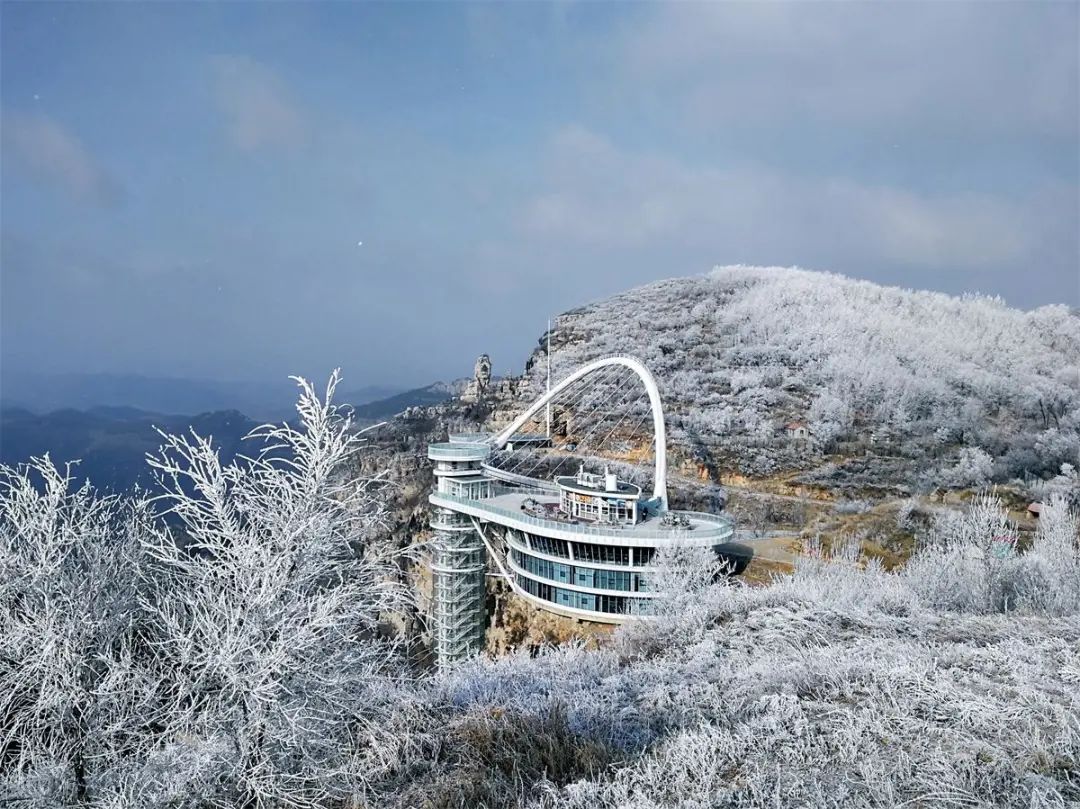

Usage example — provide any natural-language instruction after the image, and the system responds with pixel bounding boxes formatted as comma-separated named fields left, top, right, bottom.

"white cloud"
left=2, top=112, right=122, bottom=205
left=519, top=126, right=1066, bottom=272
left=609, top=2, right=1078, bottom=139
left=211, top=55, right=308, bottom=151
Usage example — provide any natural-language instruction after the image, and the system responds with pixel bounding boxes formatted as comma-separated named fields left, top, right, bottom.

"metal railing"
left=428, top=442, right=491, bottom=460
left=430, top=492, right=734, bottom=541
left=449, top=432, right=492, bottom=443
left=481, top=462, right=559, bottom=491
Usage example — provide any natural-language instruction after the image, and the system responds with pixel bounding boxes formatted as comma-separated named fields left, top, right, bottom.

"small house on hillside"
left=1028, top=502, right=1043, bottom=519
left=784, top=421, right=811, bottom=441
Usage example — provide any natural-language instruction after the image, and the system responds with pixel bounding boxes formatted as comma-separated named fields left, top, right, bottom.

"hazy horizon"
left=3, top=2, right=1077, bottom=391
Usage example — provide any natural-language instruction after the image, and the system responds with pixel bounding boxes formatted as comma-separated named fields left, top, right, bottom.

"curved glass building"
left=426, top=356, right=735, bottom=668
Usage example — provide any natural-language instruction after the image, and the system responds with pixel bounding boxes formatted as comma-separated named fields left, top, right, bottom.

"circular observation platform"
left=428, top=442, right=490, bottom=462
left=448, top=432, right=492, bottom=444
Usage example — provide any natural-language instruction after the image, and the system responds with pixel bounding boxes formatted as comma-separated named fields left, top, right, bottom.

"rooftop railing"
left=430, top=492, right=734, bottom=541
left=449, top=432, right=492, bottom=443
left=428, top=442, right=491, bottom=460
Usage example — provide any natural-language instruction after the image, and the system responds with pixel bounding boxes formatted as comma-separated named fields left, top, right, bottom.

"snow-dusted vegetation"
left=0, top=375, right=415, bottom=807
left=529, top=266, right=1080, bottom=487
left=2, top=374, right=1079, bottom=807
left=430, top=497, right=1080, bottom=809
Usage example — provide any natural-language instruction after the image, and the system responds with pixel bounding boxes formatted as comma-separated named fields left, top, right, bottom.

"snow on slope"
left=420, top=497, right=1080, bottom=809
left=527, top=266, right=1079, bottom=485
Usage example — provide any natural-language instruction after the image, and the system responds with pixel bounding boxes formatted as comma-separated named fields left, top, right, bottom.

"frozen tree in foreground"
left=907, top=492, right=1080, bottom=615
left=1, top=373, right=415, bottom=808
left=615, top=544, right=728, bottom=659
left=0, top=460, right=161, bottom=805
left=133, top=371, right=413, bottom=807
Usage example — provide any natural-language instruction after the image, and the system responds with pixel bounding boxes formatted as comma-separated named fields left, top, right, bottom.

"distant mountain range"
left=1, top=371, right=403, bottom=422
left=352, top=381, right=465, bottom=420
left=0, top=379, right=465, bottom=491
left=0, top=405, right=259, bottom=492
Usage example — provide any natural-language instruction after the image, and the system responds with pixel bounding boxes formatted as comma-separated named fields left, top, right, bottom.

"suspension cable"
left=499, top=363, right=627, bottom=477
left=521, top=372, right=646, bottom=482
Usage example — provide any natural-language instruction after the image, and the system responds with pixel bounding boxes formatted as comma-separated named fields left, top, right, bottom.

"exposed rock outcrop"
left=460, top=354, right=492, bottom=403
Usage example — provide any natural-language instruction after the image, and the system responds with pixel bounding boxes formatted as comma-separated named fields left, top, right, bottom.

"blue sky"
left=2, top=1, right=1077, bottom=389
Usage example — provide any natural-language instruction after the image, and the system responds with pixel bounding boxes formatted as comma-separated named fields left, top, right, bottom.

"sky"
left=2, top=1, right=1078, bottom=390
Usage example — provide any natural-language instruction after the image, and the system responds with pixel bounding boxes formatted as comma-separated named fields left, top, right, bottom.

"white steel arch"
left=490, top=356, right=668, bottom=509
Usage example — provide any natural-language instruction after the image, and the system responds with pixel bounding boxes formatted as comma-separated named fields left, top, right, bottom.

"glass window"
left=573, top=591, right=595, bottom=611
left=572, top=542, right=630, bottom=565
left=530, top=534, right=569, bottom=558
left=596, top=594, right=627, bottom=614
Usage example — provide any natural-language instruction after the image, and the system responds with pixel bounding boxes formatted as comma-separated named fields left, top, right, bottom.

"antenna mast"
left=546, top=318, right=552, bottom=438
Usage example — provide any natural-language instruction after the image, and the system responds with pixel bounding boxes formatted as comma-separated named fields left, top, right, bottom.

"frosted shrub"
left=615, top=544, right=729, bottom=659
left=938, top=446, right=995, bottom=488
left=904, top=492, right=1080, bottom=616
left=0, top=373, right=413, bottom=808
left=0, top=460, right=162, bottom=804
left=834, top=498, right=873, bottom=515
left=1035, top=462, right=1080, bottom=507
left=785, top=535, right=912, bottom=615
left=522, top=503, right=1080, bottom=809
left=895, top=496, right=918, bottom=530
left=1013, top=495, right=1080, bottom=615
left=138, top=371, right=412, bottom=806
left=905, top=493, right=1018, bottom=613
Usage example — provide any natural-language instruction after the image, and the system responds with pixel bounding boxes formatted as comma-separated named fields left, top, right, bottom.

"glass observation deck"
left=444, top=488, right=732, bottom=623
left=430, top=489, right=733, bottom=543
left=427, top=433, right=735, bottom=626
left=428, top=442, right=491, bottom=462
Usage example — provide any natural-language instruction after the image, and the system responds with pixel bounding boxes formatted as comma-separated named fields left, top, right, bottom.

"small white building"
left=555, top=465, right=642, bottom=525
left=784, top=420, right=810, bottom=441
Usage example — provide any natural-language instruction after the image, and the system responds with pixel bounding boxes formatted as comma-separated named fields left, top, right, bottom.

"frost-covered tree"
left=135, top=372, right=412, bottom=807
left=905, top=491, right=1080, bottom=616
left=0, top=460, right=162, bottom=804
left=938, top=446, right=995, bottom=488
left=0, top=373, right=414, bottom=808
left=615, top=544, right=728, bottom=658
left=1034, top=462, right=1080, bottom=507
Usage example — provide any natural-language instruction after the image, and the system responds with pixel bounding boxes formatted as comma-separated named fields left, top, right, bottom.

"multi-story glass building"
left=426, top=356, right=735, bottom=668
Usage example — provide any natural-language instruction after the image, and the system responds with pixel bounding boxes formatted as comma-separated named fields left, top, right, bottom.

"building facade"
left=425, top=355, right=736, bottom=669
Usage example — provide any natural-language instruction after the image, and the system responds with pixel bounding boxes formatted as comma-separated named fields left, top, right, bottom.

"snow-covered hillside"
left=4, top=373, right=1078, bottom=808
left=525, top=266, right=1079, bottom=487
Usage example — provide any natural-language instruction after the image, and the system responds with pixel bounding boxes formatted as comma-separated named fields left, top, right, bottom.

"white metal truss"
left=489, top=355, right=669, bottom=509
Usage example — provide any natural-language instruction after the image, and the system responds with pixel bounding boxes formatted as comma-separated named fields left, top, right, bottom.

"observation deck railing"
left=428, top=442, right=491, bottom=460
left=430, top=491, right=734, bottom=542
left=480, top=463, right=560, bottom=491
